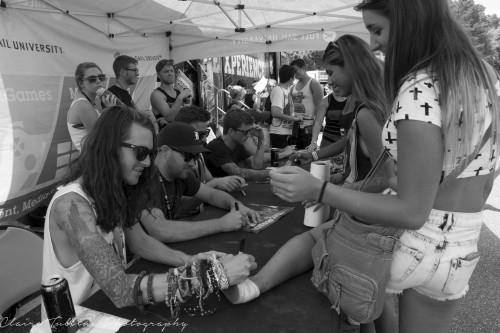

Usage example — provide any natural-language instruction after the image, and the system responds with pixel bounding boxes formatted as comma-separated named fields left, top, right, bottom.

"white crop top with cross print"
left=382, top=72, right=498, bottom=179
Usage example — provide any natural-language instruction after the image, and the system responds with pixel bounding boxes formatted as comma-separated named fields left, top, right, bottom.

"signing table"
left=80, top=181, right=335, bottom=333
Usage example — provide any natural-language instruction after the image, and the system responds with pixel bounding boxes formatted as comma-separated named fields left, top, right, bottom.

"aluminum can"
left=271, top=148, right=279, bottom=167
left=41, top=275, right=78, bottom=333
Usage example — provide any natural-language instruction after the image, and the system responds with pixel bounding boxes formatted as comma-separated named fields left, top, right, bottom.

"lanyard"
left=158, top=174, right=174, bottom=220
left=81, top=91, right=96, bottom=107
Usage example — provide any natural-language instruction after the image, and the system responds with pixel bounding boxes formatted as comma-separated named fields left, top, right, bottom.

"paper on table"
left=303, top=161, right=330, bottom=227
left=30, top=305, right=129, bottom=333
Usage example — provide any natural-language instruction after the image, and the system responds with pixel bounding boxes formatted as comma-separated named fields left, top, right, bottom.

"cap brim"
left=178, top=145, right=210, bottom=154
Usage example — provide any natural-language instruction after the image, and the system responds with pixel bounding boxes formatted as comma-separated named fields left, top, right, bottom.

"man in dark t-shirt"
left=106, top=55, right=158, bottom=131
left=204, top=136, right=252, bottom=178
left=135, top=122, right=260, bottom=244
left=204, top=109, right=270, bottom=180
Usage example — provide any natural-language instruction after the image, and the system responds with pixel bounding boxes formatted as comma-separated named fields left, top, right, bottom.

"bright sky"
left=474, top=0, right=500, bottom=16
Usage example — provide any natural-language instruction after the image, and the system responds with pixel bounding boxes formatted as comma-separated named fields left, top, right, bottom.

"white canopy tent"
left=1, top=0, right=367, bottom=62
left=0, top=0, right=367, bottom=222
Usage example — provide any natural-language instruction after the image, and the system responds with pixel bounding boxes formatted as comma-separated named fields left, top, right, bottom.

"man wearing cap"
left=203, top=109, right=271, bottom=181
left=135, top=121, right=260, bottom=243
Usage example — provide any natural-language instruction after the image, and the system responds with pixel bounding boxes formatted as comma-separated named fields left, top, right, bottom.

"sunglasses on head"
left=84, top=74, right=106, bottom=83
left=170, top=146, right=199, bottom=163
left=121, top=142, right=154, bottom=161
left=325, top=41, right=339, bottom=53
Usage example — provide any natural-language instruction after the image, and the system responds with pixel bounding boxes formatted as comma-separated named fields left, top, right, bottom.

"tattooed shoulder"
left=53, top=192, right=98, bottom=238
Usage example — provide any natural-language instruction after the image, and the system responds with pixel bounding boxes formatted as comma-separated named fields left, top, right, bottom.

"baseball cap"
left=157, top=122, right=210, bottom=154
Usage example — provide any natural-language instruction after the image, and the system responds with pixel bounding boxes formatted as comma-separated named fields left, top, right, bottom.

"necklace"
left=158, top=172, right=174, bottom=220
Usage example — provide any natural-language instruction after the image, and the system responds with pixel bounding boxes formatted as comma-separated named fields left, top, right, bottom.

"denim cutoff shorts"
left=386, top=209, right=482, bottom=301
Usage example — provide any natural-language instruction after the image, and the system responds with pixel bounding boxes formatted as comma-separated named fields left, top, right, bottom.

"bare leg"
left=224, top=220, right=335, bottom=302
left=252, top=231, right=316, bottom=293
left=373, top=294, right=398, bottom=333
left=399, top=289, right=460, bottom=333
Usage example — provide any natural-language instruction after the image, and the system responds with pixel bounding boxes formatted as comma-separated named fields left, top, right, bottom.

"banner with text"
left=0, top=7, right=168, bottom=222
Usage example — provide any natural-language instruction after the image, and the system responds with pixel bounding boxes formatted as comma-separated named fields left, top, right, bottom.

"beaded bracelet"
left=164, top=270, right=171, bottom=307
left=146, top=274, right=155, bottom=305
left=317, top=181, right=328, bottom=204
left=133, top=271, right=148, bottom=312
left=211, top=257, right=229, bottom=290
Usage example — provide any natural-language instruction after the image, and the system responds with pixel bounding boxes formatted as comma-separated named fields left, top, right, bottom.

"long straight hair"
left=65, top=106, right=157, bottom=232
left=385, top=0, right=499, bottom=163
left=323, top=34, right=388, bottom=124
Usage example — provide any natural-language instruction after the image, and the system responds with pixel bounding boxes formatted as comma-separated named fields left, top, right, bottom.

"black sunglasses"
left=121, top=142, right=154, bottom=161
left=170, top=146, right=199, bottom=163
left=84, top=74, right=106, bottom=83
left=197, top=129, right=211, bottom=140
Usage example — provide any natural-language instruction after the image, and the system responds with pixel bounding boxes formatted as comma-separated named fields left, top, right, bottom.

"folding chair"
left=0, top=224, right=43, bottom=322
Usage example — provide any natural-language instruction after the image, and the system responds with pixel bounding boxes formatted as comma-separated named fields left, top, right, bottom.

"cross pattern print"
left=382, top=73, right=496, bottom=178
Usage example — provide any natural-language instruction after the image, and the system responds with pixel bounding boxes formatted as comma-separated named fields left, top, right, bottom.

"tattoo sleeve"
left=221, top=162, right=270, bottom=181
left=56, top=195, right=137, bottom=308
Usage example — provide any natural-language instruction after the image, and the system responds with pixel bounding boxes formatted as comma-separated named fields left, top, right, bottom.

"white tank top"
left=41, top=182, right=125, bottom=319
left=67, top=98, right=100, bottom=151
left=291, top=78, right=315, bottom=127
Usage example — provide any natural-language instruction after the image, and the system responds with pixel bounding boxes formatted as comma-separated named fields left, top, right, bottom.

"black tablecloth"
left=82, top=182, right=335, bottom=333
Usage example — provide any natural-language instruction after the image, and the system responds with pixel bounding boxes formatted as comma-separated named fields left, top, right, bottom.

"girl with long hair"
left=268, top=0, right=500, bottom=332
left=291, top=34, right=388, bottom=185
left=223, top=34, right=389, bottom=330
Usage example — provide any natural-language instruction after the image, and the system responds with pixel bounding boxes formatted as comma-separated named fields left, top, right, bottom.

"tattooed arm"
left=51, top=191, right=257, bottom=307
left=53, top=193, right=138, bottom=308
left=221, top=162, right=270, bottom=181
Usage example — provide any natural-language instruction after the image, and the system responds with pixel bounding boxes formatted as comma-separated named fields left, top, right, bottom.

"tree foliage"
left=449, top=0, right=500, bottom=71
left=281, top=0, right=500, bottom=72
left=281, top=50, right=326, bottom=71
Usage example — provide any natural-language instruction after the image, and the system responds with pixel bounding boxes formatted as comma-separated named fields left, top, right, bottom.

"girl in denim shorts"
left=261, top=0, right=500, bottom=332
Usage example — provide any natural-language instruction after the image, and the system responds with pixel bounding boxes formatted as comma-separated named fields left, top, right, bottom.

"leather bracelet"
left=134, top=271, right=148, bottom=312
left=147, top=273, right=155, bottom=305
left=317, top=181, right=328, bottom=204
left=311, top=151, right=319, bottom=161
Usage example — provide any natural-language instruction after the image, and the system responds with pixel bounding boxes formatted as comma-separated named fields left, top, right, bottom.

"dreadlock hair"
left=65, top=106, right=157, bottom=232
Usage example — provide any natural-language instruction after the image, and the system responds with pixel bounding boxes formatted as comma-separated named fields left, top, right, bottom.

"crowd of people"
left=46, top=0, right=499, bottom=332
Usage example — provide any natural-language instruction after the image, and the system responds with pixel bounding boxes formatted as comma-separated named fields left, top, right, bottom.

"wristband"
left=134, top=271, right=148, bottom=312
left=147, top=273, right=155, bottom=305
left=311, top=151, right=319, bottom=161
left=317, top=181, right=328, bottom=204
